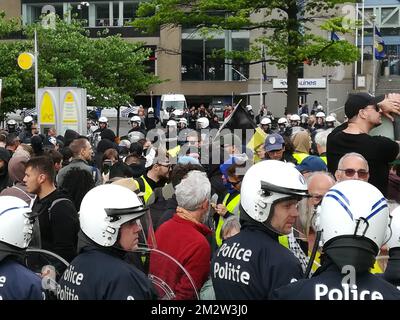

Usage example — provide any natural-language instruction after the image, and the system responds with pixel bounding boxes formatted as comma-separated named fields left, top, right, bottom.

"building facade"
left=1, top=0, right=395, bottom=118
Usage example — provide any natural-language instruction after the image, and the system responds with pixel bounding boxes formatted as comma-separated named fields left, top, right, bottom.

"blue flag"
left=331, top=31, right=340, bottom=41
left=374, top=26, right=385, bottom=60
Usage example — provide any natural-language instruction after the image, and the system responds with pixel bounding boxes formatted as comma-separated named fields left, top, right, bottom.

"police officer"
left=383, top=205, right=400, bottom=287
left=92, top=116, right=108, bottom=148
left=93, top=116, right=108, bottom=134
left=6, top=119, right=18, bottom=134
left=259, top=117, right=272, bottom=134
left=57, top=184, right=157, bottom=300
left=211, top=160, right=308, bottom=299
left=145, top=107, right=159, bottom=131
left=128, top=115, right=147, bottom=135
left=19, top=116, right=34, bottom=144
left=274, top=180, right=400, bottom=300
left=0, top=196, right=43, bottom=300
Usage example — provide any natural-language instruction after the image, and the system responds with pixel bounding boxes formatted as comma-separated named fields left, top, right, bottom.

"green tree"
left=0, top=12, right=159, bottom=134
left=133, top=0, right=359, bottom=113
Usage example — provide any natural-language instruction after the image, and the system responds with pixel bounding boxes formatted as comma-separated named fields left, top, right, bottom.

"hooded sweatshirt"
left=1, top=155, right=35, bottom=205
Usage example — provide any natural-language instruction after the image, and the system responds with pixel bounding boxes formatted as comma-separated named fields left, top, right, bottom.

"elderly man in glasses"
left=335, top=152, right=369, bottom=182
left=327, top=92, right=400, bottom=196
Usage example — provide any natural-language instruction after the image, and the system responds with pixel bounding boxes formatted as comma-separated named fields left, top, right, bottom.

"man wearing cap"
left=295, top=155, right=327, bottom=179
left=264, top=133, right=297, bottom=164
left=327, top=92, right=400, bottom=196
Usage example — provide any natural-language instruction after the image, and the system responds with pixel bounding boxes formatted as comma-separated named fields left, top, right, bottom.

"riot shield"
left=136, top=247, right=200, bottom=300
left=24, top=248, right=70, bottom=299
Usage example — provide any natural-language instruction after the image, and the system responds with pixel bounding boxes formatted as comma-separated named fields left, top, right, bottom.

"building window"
left=25, top=4, right=63, bottom=24
left=95, top=3, right=110, bottom=27
left=124, top=2, right=139, bottom=25
left=181, top=29, right=249, bottom=81
left=69, top=3, right=89, bottom=26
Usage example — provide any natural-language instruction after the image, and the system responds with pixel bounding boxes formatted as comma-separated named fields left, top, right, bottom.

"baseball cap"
left=264, top=133, right=285, bottom=152
left=344, top=92, right=385, bottom=119
left=295, top=156, right=327, bottom=173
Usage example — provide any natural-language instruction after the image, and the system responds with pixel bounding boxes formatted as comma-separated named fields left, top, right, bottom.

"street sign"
left=17, top=52, right=34, bottom=70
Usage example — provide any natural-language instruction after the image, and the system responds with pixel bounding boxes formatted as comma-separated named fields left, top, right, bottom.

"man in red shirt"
left=149, top=170, right=211, bottom=300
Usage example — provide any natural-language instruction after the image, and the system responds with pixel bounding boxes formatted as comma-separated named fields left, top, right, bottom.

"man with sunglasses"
left=335, top=152, right=369, bottom=182
left=327, top=92, right=400, bottom=196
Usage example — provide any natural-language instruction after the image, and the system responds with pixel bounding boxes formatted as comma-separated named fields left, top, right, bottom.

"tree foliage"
left=0, top=11, right=160, bottom=124
left=133, top=0, right=359, bottom=113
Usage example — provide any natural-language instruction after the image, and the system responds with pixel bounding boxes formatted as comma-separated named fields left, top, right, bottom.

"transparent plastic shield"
left=24, top=248, right=69, bottom=299
left=137, top=209, right=157, bottom=250
left=135, top=247, right=199, bottom=300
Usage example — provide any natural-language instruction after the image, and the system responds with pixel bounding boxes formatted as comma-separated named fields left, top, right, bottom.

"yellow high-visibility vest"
left=133, top=175, right=153, bottom=204
left=215, top=193, right=240, bottom=247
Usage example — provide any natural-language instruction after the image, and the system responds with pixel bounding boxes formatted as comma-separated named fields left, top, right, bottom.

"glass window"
left=69, top=3, right=89, bottom=26
left=113, top=3, right=119, bottom=26
left=28, top=4, right=63, bottom=24
left=95, top=3, right=110, bottom=26
left=205, top=38, right=225, bottom=80
left=381, top=7, right=398, bottom=25
left=182, top=39, right=204, bottom=80
left=124, top=2, right=139, bottom=24
left=232, top=37, right=249, bottom=80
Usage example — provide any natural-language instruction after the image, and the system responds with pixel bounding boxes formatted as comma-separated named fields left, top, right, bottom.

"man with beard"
left=327, top=92, right=400, bottom=196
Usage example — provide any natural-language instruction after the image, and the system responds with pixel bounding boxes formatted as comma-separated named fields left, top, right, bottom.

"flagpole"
left=361, top=0, right=365, bottom=74
left=354, top=2, right=359, bottom=90
left=326, top=31, right=330, bottom=115
left=34, top=28, right=39, bottom=121
left=259, top=44, right=264, bottom=108
left=372, top=14, right=376, bottom=96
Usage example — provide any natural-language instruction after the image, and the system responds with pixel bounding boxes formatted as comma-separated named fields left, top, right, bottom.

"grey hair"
left=175, top=170, right=211, bottom=211
left=314, top=130, right=330, bottom=149
left=337, top=152, right=369, bottom=171
left=306, top=171, right=336, bottom=185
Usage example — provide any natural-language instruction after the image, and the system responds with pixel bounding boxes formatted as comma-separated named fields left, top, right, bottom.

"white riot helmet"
left=166, top=119, right=177, bottom=127
left=387, top=206, right=400, bottom=250
left=148, top=107, right=154, bottom=113
left=316, top=180, right=390, bottom=252
left=0, top=196, right=34, bottom=249
left=260, top=117, right=272, bottom=125
left=278, top=117, right=288, bottom=125
left=316, top=112, right=326, bottom=118
left=98, top=116, right=108, bottom=124
left=23, top=116, right=33, bottom=124
left=196, top=117, right=209, bottom=129
left=289, top=114, right=300, bottom=122
left=240, top=160, right=308, bottom=227
left=130, top=116, right=141, bottom=124
left=79, top=184, right=149, bottom=248
left=246, top=105, right=253, bottom=111
left=325, top=115, right=335, bottom=122
left=7, top=119, right=17, bottom=126
left=128, top=131, right=145, bottom=143
left=179, top=118, right=188, bottom=126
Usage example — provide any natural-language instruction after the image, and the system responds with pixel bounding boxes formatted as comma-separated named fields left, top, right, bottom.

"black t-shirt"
left=327, top=123, right=399, bottom=196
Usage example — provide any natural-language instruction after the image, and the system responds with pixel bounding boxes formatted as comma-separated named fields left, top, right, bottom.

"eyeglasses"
left=338, top=168, right=369, bottom=179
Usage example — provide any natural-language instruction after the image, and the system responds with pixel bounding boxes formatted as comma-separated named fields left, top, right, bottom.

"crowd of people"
left=1, top=91, right=400, bottom=300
